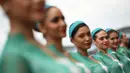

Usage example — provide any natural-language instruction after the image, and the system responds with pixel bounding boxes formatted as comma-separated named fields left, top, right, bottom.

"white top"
left=0, top=5, right=10, bottom=57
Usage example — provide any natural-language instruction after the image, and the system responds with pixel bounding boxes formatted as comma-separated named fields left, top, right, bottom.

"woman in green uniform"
left=68, top=21, right=109, bottom=73
left=92, top=28, right=125, bottom=73
left=117, top=32, right=130, bottom=58
left=36, top=5, right=88, bottom=73
left=106, top=28, right=130, bottom=73
left=0, top=1, right=80, bottom=73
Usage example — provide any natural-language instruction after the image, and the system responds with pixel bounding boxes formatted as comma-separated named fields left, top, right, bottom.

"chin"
left=61, top=34, right=66, bottom=37
left=113, top=46, right=118, bottom=49
left=84, top=46, right=90, bottom=49
left=104, top=46, right=108, bottom=49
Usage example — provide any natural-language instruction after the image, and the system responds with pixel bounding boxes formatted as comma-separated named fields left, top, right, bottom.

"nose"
left=85, top=36, right=92, bottom=42
left=60, top=19, right=66, bottom=28
left=104, top=38, right=108, bottom=43
left=114, top=39, right=118, bottom=43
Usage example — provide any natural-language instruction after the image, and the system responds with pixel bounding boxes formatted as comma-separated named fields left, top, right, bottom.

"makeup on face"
left=51, top=16, right=65, bottom=23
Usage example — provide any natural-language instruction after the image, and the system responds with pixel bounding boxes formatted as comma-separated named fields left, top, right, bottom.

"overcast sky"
left=34, top=0, right=130, bottom=46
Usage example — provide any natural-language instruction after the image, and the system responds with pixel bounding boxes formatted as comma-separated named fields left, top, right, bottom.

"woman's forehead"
left=47, top=7, right=62, bottom=16
left=96, top=31, right=107, bottom=38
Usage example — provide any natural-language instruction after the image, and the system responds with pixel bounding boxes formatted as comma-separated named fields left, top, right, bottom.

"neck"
left=111, top=47, right=117, bottom=51
left=9, top=18, right=35, bottom=42
left=120, top=43, right=128, bottom=48
left=46, top=36, right=65, bottom=53
left=77, top=47, right=88, bottom=57
left=98, top=48, right=107, bottom=54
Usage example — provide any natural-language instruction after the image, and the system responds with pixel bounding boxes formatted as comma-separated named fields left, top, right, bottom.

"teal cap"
left=69, top=21, right=85, bottom=38
left=105, top=28, right=114, bottom=32
left=91, top=28, right=103, bottom=39
left=119, top=32, right=123, bottom=39
left=45, top=4, right=52, bottom=9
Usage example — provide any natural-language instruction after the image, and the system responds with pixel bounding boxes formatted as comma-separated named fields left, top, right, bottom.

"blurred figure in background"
left=0, top=0, right=69, bottom=73
left=106, top=28, right=130, bottom=73
left=118, top=32, right=130, bottom=56
left=37, top=5, right=88, bottom=73
left=119, top=32, right=129, bottom=48
left=128, top=38, right=130, bottom=49
left=92, top=28, right=124, bottom=73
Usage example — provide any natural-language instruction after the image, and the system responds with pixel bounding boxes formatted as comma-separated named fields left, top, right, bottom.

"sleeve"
left=0, top=54, right=32, bottom=73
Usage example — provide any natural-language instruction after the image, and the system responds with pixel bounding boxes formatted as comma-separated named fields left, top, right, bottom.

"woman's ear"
left=39, top=23, right=47, bottom=34
left=70, top=38, right=76, bottom=45
left=70, top=38, right=73, bottom=43
left=93, top=40, right=97, bottom=46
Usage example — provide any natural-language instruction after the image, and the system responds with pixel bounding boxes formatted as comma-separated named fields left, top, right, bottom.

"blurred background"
left=1, top=0, right=130, bottom=55
left=34, top=0, right=130, bottom=54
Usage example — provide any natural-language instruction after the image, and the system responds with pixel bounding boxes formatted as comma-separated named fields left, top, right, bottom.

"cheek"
left=12, top=4, right=30, bottom=18
left=113, top=40, right=118, bottom=44
left=74, top=38, right=82, bottom=45
left=89, top=37, right=92, bottom=42
left=109, top=40, right=113, bottom=44
left=17, top=1, right=30, bottom=12
left=47, top=24, right=58, bottom=32
left=97, top=40, right=102, bottom=44
left=49, top=24, right=59, bottom=29
left=96, top=42, right=102, bottom=47
left=75, top=39, right=81, bottom=44
left=116, top=40, right=119, bottom=44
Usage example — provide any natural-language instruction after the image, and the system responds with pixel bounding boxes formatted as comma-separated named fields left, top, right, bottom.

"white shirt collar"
left=0, top=5, right=10, bottom=57
left=0, top=5, right=10, bottom=32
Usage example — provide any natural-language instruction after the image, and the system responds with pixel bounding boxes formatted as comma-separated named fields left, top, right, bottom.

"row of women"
left=0, top=0, right=130, bottom=73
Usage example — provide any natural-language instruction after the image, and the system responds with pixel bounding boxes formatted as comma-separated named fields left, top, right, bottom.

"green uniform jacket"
left=117, top=46, right=130, bottom=58
left=47, top=44, right=86, bottom=73
left=0, top=33, right=77, bottom=73
left=108, top=48, right=130, bottom=73
left=93, top=51, right=124, bottom=73
left=70, top=51, right=108, bottom=73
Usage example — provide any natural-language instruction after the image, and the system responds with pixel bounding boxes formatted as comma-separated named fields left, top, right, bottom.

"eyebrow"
left=78, top=30, right=90, bottom=35
left=53, top=15, right=64, bottom=19
left=98, top=35, right=108, bottom=38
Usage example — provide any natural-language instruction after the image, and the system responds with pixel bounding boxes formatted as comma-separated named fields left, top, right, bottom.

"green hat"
left=91, top=28, right=103, bottom=39
left=69, top=21, right=85, bottom=38
left=105, top=28, right=114, bottom=32
left=45, top=4, right=52, bottom=9
left=119, top=32, right=123, bottom=39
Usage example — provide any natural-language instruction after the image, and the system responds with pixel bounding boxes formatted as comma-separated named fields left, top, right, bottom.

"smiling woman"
left=92, top=28, right=125, bottom=73
left=36, top=5, right=87, bottom=73
left=68, top=21, right=108, bottom=73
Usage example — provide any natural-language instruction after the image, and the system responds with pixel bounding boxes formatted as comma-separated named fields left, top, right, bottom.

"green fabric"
left=91, top=28, right=103, bottom=39
left=47, top=45, right=86, bottom=73
left=70, top=52, right=107, bottom=73
left=93, top=51, right=124, bottom=73
left=108, top=48, right=130, bottom=73
left=0, top=33, right=76, bottom=73
left=47, top=44, right=65, bottom=57
left=69, top=21, right=85, bottom=38
left=117, top=46, right=130, bottom=58
left=117, top=46, right=127, bottom=55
